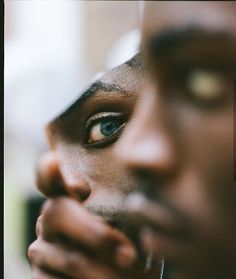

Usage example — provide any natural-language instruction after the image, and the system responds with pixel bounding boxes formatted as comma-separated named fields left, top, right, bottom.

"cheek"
left=169, top=108, right=234, bottom=230
left=53, top=143, right=136, bottom=195
left=52, top=143, right=92, bottom=185
left=185, top=112, right=233, bottom=189
left=174, top=105, right=233, bottom=191
left=83, top=149, right=136, bottom=195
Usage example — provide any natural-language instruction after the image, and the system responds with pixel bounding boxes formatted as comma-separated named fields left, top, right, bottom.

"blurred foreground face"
left=114, top=2, right=236, bottom=279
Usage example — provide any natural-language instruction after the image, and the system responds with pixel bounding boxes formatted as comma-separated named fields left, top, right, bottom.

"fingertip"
left=115, top=244, right=137, bottom=269
left=36, top=152, right=67, bottom=197
left=37, top=152, right=60, bottom=182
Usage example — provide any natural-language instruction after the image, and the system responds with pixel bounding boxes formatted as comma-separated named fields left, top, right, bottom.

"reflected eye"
left=84, top=112, right=126, bottom=147
left=186, top=69, right=227, bottom=102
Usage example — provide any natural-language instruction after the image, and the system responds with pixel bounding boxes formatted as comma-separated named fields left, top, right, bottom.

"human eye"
left=170, top=62, right=234, bottom=107
left=185, top=68, right=229, bottom=104
left=83, top=112, right=126, bottom=148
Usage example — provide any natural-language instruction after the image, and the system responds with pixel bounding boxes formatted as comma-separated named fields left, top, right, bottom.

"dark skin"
left=28, top=55, right=163, bottom=279
left=113, top=2, right=236, bottom=279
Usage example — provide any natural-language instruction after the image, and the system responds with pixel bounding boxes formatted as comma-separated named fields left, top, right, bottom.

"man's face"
left=46, top=54, right=145, bottom=226
left=32, top=54, right=164, bottom=278
left=113, top=2, right=236, bottom=278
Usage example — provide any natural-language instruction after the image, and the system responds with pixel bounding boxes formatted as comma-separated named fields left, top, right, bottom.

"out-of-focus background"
left=4, top=1, right=140, bottom=278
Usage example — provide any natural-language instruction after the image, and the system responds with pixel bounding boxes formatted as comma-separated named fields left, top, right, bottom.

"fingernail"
left=115, top=245, right=137, bottom=268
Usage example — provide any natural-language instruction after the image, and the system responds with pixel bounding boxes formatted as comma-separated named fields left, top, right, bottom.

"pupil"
left=101, top=119, right=120, bottom=136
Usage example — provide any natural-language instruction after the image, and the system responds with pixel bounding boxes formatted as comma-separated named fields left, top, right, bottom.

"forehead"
left=46, top=54, right=145, bottom=134
left=142, top=2, right=236, bottom=39
left=100, top=55, right=145, bottom=91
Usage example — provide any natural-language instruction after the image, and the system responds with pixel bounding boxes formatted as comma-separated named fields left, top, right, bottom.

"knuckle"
left=36, top=152, right=65, bottom=197
left=36, top=215, right=43, bottom=236
left=35, top=155, right=49, bottom=190
left=31, top=268, right=46, bottom=279
left=41, top=199, right=54, bottom=214
left=28, top=240, right=40, bottom=262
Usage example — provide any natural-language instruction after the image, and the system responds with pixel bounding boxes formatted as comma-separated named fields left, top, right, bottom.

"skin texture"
left=28, top=55, right=163, bottom=279
left=113, top=2, right=236, bottom=279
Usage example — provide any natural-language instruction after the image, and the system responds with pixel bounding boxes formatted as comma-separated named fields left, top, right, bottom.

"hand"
left=28, top=153, right=161, bottom=278
left=35, top=152, right=68, bottom=198
left=28, top=197, right=160, bottom=279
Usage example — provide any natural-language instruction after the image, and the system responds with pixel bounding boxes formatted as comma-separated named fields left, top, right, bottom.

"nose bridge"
left=115, top=89, right=176, bottom=173
left=137, top=87, right=166, bottom=134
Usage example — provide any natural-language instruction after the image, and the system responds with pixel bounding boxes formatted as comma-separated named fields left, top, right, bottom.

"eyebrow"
left=147, top=26, right=233, bottom=57
left=51, top=80, right=126, bottom=123
left=125, top=53, right=144, bottom=70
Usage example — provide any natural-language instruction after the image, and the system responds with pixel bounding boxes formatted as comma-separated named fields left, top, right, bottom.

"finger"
left=41, top=197, right=137, bottom=268
left=28, top=239, right=159, bottom=279
left=36, top=152, right=68, bottom=197
left=30, top=239, right=120, bottom=279
left=28, top=239, right=41, bottom=265
left=29, top=240, right=69, bottom=278
left=31, top=267, right=64, bottom=279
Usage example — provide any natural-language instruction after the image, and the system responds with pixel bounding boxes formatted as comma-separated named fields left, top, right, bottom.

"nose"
left=114, top=89, right=177, bottom=177
left=37, top=152, right=91, bottom=201
left=65, top=178, right=91, bottom=202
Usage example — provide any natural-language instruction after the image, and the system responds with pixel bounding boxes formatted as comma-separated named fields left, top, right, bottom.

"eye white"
left=88, top=123, right=105, bottom=143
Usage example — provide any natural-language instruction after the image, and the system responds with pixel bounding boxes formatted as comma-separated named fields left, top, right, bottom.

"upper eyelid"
left=84, top=112, right=124, bottom=130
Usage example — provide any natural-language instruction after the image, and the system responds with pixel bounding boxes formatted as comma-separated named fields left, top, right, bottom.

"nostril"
left=75, top=186, right=91, bottom=201
left=130, top=167, right=177, bottom=201
left=66, top=179, right=91, bottom=202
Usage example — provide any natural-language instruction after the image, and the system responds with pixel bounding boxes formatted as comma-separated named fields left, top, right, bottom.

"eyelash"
left=82, top=112, right=126, bottom=148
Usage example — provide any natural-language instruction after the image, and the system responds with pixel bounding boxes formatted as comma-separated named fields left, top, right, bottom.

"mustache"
left=84, top=191, right=130, bottom=223
left=90, top=196, right=191, bottom=242
left=85, top=191, right=189, bottom=230
left=85, top=204, right=127, bottom=222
